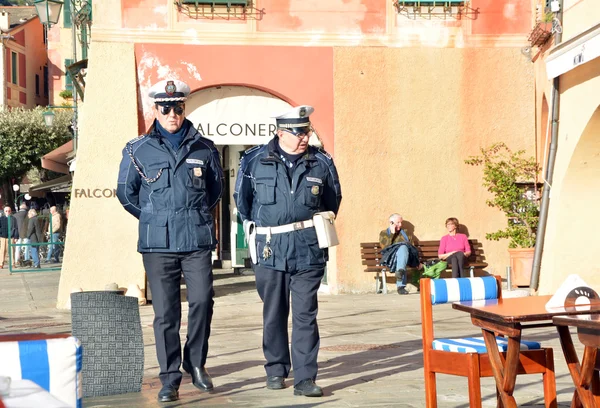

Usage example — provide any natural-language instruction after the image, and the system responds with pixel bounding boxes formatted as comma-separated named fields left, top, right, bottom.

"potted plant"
left=465, top=143, right=541, bottom=287
left=59, top=89, right=73, bottom=101
left=528, top=9, right=554, bottom=47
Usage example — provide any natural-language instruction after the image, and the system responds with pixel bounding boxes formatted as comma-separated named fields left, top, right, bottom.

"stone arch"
left=185, top=85, right=322, bottom=146
left=548, top=105, right=600, bottom=286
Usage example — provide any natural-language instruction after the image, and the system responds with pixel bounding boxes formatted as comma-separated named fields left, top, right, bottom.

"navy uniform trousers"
left=143, top=249, right=214, bottom=387
left=254, top=264, right=324, bottom=385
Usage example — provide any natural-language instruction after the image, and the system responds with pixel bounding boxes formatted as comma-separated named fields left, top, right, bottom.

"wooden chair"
left=420, top=276, right=557, bottom=407
left=0, top=333, right=82, bottom=408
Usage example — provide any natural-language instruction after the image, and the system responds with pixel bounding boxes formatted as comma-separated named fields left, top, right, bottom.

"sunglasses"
left=157, top=104, right=185, bottom=116
left=282, top=128, right=313, bottom=139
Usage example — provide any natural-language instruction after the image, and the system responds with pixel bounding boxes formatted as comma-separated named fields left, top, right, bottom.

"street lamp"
left=33, top=0, right=63, bottom=27
left=43, top=109, right=55, bottom=127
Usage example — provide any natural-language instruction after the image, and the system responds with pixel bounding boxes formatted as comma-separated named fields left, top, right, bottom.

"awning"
left=546, top=22, right=600, bottom=79
left=41, top=140, right=74, bottom=174
left=29, top=175, right=73, bottom=194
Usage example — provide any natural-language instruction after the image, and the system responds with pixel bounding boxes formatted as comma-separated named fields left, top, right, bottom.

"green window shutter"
left=65, top=58, right=74, bottom=91
left=64, top=0, right=72, bottom=28
left=11, top=52, right=17, bottom=84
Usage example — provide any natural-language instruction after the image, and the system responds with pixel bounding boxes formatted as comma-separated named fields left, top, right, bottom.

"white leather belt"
left=256, top=220, right=314, bottom=235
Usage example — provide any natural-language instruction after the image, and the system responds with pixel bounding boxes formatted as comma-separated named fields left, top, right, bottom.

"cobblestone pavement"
left=0, top=266, right=583, bottom=407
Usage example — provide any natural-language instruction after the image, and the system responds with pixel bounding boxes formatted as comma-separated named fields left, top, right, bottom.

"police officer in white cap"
left=117, top=79, right=224, bottom=402
left=234, top=105, right=342, bottom=397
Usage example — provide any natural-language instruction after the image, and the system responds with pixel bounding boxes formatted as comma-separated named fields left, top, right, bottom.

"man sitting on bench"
left=379, top=213, right=420, bottom=295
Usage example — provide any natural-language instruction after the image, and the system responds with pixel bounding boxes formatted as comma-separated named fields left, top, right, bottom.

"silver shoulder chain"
left=126, top=141, right=164, bottom=183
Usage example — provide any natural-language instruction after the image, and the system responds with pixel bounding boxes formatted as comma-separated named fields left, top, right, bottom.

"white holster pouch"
left=243, top=220, right=258, bottom=264
left=312, top=211, right=339, bottom=249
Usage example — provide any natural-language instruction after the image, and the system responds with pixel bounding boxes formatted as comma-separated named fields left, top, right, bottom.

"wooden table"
left=553, top=315, right=600, bottom=408
left=453, top=295, right=600, bottom=408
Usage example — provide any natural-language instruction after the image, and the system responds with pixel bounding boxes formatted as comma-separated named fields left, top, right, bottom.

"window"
left=11, top=52, right=17, bottom=84
left=36, top=74, right=40, bottom=96
left=65, top=59, right=74, bottom=91
left=64, top=0, right=72, bottom=28
left=43, top=66, right=48, bottom=97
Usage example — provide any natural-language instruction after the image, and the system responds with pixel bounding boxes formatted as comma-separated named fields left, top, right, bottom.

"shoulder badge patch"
left=317, top=147, right=332, bottom=160
left=244, top=145, right=261, bottom=155
left=127, top=135, right=146, bottom=145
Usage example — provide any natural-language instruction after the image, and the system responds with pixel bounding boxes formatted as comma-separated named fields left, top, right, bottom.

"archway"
left=184, top=85, right=321, bottom=268
left=546, top=106, right=600, bottom=289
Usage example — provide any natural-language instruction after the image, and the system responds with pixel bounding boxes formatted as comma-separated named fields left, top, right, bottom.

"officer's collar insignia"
left=299, top=107, right=307, bottom=117
left=165, top=81, right=177, bottom=96
left=311, top=185, right=320, bottom=195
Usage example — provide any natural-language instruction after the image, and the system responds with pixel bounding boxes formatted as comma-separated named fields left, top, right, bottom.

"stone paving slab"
left=0, top=266, right=584, bottom=407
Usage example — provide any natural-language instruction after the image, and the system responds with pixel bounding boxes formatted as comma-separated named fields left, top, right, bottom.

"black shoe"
left=294, top=379, right=323, bottom=397
left=157, top=385, right=179, bottom=402
left=397, top=287, right=409, bottom=295
left=266, top=376, right=285, bottom=390
left=183, top=362, right=214, bottom=392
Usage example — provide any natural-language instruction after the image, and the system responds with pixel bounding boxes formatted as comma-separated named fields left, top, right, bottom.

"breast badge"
left=193, top=167, right=203, bottom=177
left=311, top=185, right=320, bottom=195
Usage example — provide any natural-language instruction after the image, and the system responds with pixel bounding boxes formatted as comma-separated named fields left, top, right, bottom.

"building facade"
left=57, top=0, right=539, bottom=307
left=534, top=0, right=600, bottom=294
left=0, top=6, right=48, bottom=109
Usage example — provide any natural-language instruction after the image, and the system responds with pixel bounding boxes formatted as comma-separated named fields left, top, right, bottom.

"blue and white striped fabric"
left=430, top=276, right=498, bottom=305
left=432, top=336, right=541, bottom=353
left=0, top=336, right=82, bottom=408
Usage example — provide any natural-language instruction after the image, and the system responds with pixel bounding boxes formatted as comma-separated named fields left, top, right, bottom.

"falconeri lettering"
left=74, top=188, right=118, bottom=198
left=196, top=123, right=277, bottom=137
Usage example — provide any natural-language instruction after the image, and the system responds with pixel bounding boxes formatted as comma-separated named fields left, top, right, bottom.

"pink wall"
left=134, top=44, right=336, bottom=153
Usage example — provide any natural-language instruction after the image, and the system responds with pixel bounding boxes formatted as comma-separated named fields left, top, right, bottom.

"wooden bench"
left=360, top=239, right=488, bottom=294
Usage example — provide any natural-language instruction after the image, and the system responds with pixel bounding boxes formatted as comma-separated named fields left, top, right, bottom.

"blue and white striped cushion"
left=432, top=337, right=541, bottom=353
left=430, top=276, right=498, bottom=305
left=0, top=336, right=82, bottom=408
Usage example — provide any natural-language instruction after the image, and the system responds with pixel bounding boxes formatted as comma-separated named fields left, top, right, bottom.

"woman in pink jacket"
left=438, top=217, right=471, bottom=278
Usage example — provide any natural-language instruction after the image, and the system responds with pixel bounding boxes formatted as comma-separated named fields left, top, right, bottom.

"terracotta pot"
left=508, top=247, right=534, bottom=288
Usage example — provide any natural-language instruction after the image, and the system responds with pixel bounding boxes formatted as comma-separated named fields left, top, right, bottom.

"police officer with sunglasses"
left=234, top=105, right=342, bottom=397
left=117, top=79, right=224, bottom=403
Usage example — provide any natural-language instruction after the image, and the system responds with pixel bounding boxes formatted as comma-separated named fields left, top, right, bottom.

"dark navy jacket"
left=234, top=138, right=342, bottom=271
left=117, top=119, right=224, bottom=253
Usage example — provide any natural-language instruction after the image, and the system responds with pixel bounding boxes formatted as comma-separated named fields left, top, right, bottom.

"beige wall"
left=562, top=0, right=600, bottom=42
left=56, top=41, right=140, bottom=308
left=537, top=56, right=600, bottom=295
left=332, top=47, right=536, bottom=293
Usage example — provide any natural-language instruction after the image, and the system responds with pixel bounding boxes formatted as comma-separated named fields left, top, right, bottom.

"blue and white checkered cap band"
left=432, top=336, right=541, bottom=353
left=0, top=336, right=83, bottom=408
left=430, top=276, right=498, bottom=305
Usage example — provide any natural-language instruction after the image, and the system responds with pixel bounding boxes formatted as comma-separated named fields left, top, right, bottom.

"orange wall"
left=119, top=0, right=531, bottom=39
left=122, top=0, right=169, bottom=29
left=471, top=0, right=532, bottom=35
left=257, top=0, right=386, bottom=33
left=134, top=44, right=335, bottom=153
left=5, top=18, right=48, bottom=108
